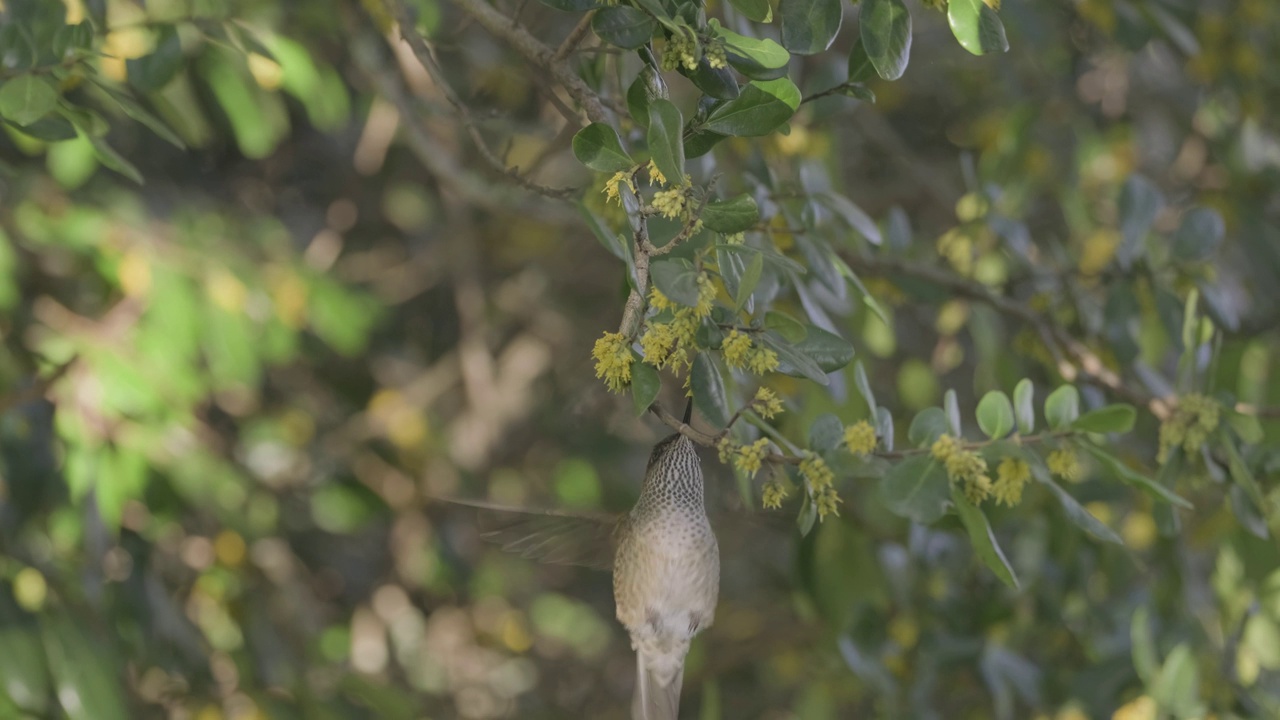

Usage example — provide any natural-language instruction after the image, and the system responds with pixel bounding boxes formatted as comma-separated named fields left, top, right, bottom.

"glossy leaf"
left=847, top=36, right=875, bottom=83
left=908, top=407, right=949, bottom=446
left=944, top=388, right=962, bottom=436
left=780, top=0, right=842, bottom=55
left=649, top=258, right=700, bottom=307
left=1083, top=445, right=1193, bottom=509
left=860, top=0, right=911, bottom=81
left=761, top=331, right=829, bottom=384
left=572, top=123, right=634, bottom=173
left=626, top=66, right=668, bottom=129
left=1044, top=384, right=1079, bottom=430
left=631, top=357, right=660, bottom=416
left=703, top=78, right=801, bottom=137
left=703, top=194, right=760, bottom=233
left=875, top=406, right=894, bottom=451
left=686, top=58, right=740, bottom=101
left=952, top=488, right=1019, bottom=590
left=976, top=391, right=1014, bottom=439
left=647, top=99, right=685, bottom=184
left=1070, top=404, right=1136, bottom=434
left=591, top=6, right=657, bottom=49
left=793, top=325, right=855, bottom=372
left=1013, top=379, right=1034, bottom=435
left=947, top=0, right=1009, bottom=56
left=127, top=24, right=184, bottom=92
left=880, top=455, right=949, bottom=524
left=809, top=413, right=844, bottom=452
left=765, top=310, right=807, bottom=342
left=1036, top=474, right=1124, bottom=545
left=736, top=251, right=763, bottom=308
left=692, top=354, right=730, bottom=427
left=853, top=360, right=876, bottom=413
left=0, top=75, right=58, bottom=126
left=727, top=0, right=772, bottom=22
left=713, top=21, right=789, bottom=68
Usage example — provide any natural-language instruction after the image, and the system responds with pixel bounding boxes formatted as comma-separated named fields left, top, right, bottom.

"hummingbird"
left=452, top=421, right=720, bottom=720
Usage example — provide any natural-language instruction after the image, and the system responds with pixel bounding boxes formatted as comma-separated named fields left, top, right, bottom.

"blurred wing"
left=433, top=497, right=621, bottom=571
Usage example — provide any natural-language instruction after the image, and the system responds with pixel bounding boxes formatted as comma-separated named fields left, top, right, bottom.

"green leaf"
left=41, top=614, right=129, bottom=720
left=875, top=406, right=894, bottom=451
left=761, top=330, right=829, bottom=385
left=944, top=388, right=962, bottom=436
left=1152, top=644, right=1203, bottom=718
left=712, top=21, right=789, bottom=68
left=765, top=310, right=807, bottom=342
left=1083, top=445, right=1192, bottom=509
left=591, top=6, right=657, bottom=49
left=685, top=58, right=740, bottom=100
left=85, top=133, right=143, bottom=184
left=0, top=614, right=49, bottom=714
left=703, top=194, right=760, bottom=233
left=647, top=99, right=685, bottom=184
left=819, top=192, right=882, bottom=246
left=627, top=65, right=668, bottom=129
left=1044, top=384, right=1079, bottom=430
left=572, top=123, right=634, bottom=173
left=847, top=36, right=876, bottom=82
left=1117, top=174, right=1163, bottom=268
left=90, top=79, right=186, bottom=148
left=1013, top=379, right=1034, bottom=435
left=907, top=407, right=949, bottom=447
left=1222, top=433, right=1265, bottom=514
left=127, top=24, right=184, bottom=92
left=797, top=492, right=818, bottom=536
left=727, top=0, right=772, bottom=22
left=649, top=258, right=700, bottom=307
left=0, top=75, right=58, bottom=126
left=809, top=413, right=844, bottom=453
left=975, top=391, right=1014, bottom=439
left=736, top=252, right=763, bottom=309
left=683, top=126, right=729, bottom=158
left=578, top=202, right=627, bottom=260
left=703, top=78, right=801, bottom=137
left=692, top=354, right=730, bottom=427
left=794, top=325, right=854, bottom=372
left=538, top=0, right=598, bottom=12
left=1036, top=473, right=1123, bottom=545
left=1131, top=606, right=1159, bottom=685
left=780, top=0, right=842, bottom=55
left=1071, top=404, right=1136, bottom=433
left=1171, top=207, right=1224, bottom=262
left=880, top=455, right=949, bottom=524
left=860, top=0, right=912, bottom=81
left=947, top=0, right=1009, bottom=56
left=952, top=487, right=1019, bottom=590
left=853, top=360, right=876, bottom=413
left=631, top=357, right=661, bottom=416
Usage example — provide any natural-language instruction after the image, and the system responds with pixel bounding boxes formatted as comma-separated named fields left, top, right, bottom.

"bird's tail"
left=631, top=651, right=683, bottom=720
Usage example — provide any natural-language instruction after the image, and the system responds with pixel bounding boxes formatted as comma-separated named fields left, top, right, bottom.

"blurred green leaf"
left=944, top=388, right=962, bottom=436
left=908, top=407, right=948, bottom=446
left=952, top=487, right=1019, bottom=589
left=1171, top=207, right=1224, bottom=262
left=1044, top=385, right=1079, bottom=430
left=780, top=0, right=842, bottom=55
left=1070, top=404, right=1136, bottom=434
left=853, top=360, right=876, bottom=413
left=1013, top=379, right=1034, bottom=435
left=0, top=75, right=58, bottom=126
left=976, top=391, right=1014, bottom=439
left=41, top=614, right=128, bottom=720
left=947, top=0, right=1009, bottom=55
left=1151, top=644, right=1202, bottom=717
left=726, top=0, right=772, bottom=22
left=860, top=0, right=911, bottom=80
left=1116, top=174, right=1163, bottom=268
left=1036, top=473, right=1124, bottom=545
left=809, top=413, right=844, bottom=452
left=1131, top=606, right=1159, bottom=685
left=880, top=455, right=948, bottom=523
left=127, top=24, right=183, bottom=92
left=572, top=122, right=634, bottom=173
left=1084, top=445, right=1192, bottom=509
left=736, top=251, right=763, bottom=308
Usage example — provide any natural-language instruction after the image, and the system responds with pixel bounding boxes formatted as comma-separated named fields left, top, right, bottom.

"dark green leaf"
left=631, top=357, right=661, bottom=416
left=952, top=488, right=1019, bottom=590
left=819, top=192, right=882, bottom=245
left=717, top=245, right=746, bottom=302
left=1036, top=473, right=1124, bottom=545
left=0, top=75, right=58, bottom=126
left=11, top=114, right=75, bottom=141
left=683, top=126, right=729, bottom=158
left=880, top=455, right=949, bottom=523
left=0, top=615, right=49, bottom=714
left=52, top=21, right=93, bottom=58
left=727, top=0, right=772, bottom=22
left=765, top=310, right=807, bottom=343
left=538, top=0, right=598, bottom=12
left=797, top=492, right=817, bottom=536
left=1131, top=607, right=1159, bottom=685
left=41, top=614, right=129, bottom=720
left=627, top=65, right=668, bottom=129
left=853, top=360, right=876, bottom=413
left=1013, top=379, right=1034, bottom=435
left=947, top=0, right=1009, bottom=56
left=976, top=391, right=1014, bottom=439
left=860, top=0, right=911, bottom=81
left=780, top=0, right=842, bottom=55
left=1116, top=174, right=1163, bottom=268
left=572, top=122, right=634, bottom=173
left=86, top=133, right=143, bottom=184
left=685, top=58, right=740, bottom=100
left=691, top=354, right=730, bottom=427
left=761, top=330, right=829, bottom=384
left=703, top=78, right=801, bottom=137
left=649, top=258, right=700, bottom=307
left=794, top=325, right=854, bottom=372
left=944, top=388, right=962, bottom=436
left=591, top=6, right=657, bottom=49
left=875, top=406, right=894, bottom=451
left=90, top=79, right=186, bottom=148
left=1222, top=433, right=1265, bottom=514
left=908, top=407, right=949, bottom=447
left=578, top=202, right=627, bottom=260
left=1171, top=207, right=1225, bottom=262
left=127, top=25, right=183, bottom=92
left=1071, top=404, right=1136, bottom=433
left=736, top=252, right=763, bottom=309
left=703, top=194, right=760, bottom=233
left=1044, top=384, right=1079, bottom=430
left=1083, top=445, right=1192, bottom=509
left=647, top=99, right=685, bottom=184
left=847, top=36, right=875, bottom=82
left=713, top=21, right=789, bottom=68
left=809, top=413, right=844, bottom=453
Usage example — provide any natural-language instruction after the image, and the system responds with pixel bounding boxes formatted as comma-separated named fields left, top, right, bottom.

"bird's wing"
left=431, top=497, right=622, bottom=571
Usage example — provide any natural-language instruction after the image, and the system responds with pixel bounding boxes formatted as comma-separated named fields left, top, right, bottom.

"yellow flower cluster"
left=705, top=38, right=727, bottom=70
left=1157, top=393, right=1221, bottom=464
left=992, top=458, right=1030, bottom=507
left=936, top=228, right=973, bottom=276
left=716, top=437, right=735, bottom=464
left=1047, top=448, right=1082, bottom=482
left=762, top=480, right=788, bottom=510
left=646, top=160, right=666, bottom=187
left=640, top=279, right=716, bottom=372
left=746, top=345, right=780, bottom=375
left=931, top=434, right=992, bottom=504
left=751, top=387, right=784, bottom=419
left=732, top=438, right=771, bottom=476
left=602, top=169, right=636, bottom=206
left=661, top=33, right=698, bottom=71
left=800, top=453, right=841, bottom=519
left=591, top=331, right=633, bottom=393
left=843, top=420, right=877, bottom=457
left=723, top=232, right=745, bottom=245
left=653, top=187, right=689, bottom=220
left=722, top=330, right=753, bottom=368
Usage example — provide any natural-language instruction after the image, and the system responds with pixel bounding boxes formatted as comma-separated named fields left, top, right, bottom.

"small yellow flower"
left=815, top=485, right=842, bottom=519
left=992, top=457, right=1030, bottom=507
left=723, top=232, right=746, bottom=245
left=800, top=453, right=835, bottom=491
left=646, top=160, right=667, bottom=187
left=746, top=346, right=779, bottom=375
left=649, top=286, right=677, bottom=313
left=723, top=330, right=753, bottom=369
left=752, top=387, right=784, bottom=419
left=591, top=331, right=633, bottom=393
left=843, top=421, right=877, bottom=457
left=932, top=434, right=991, bottom=504
left=717, top=437, right=736, bottom=464
left=1047, top=448, right=1082, bottom=482
left=602, top=170, right=634, bottom=205
left=930, top=434, right=959, bottom=461
left=653, top=187, right=688, bottom=219
left=964, top=474, right=993, bottom=505
left=734, top=438, right=770, bottom=476
left=1157, top=393, right=1221, bottom=464
left=694, top=273, right=715, bottom=318
left=762, top=481, right=788, bottom=509
left=639, top=321, right=678, bottom=369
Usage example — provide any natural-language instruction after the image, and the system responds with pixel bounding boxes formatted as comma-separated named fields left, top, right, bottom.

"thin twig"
left=552, top=11, right=595, bottom=62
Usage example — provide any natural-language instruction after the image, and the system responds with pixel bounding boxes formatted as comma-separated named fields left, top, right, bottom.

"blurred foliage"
left=1, top=0, right=1279, bottom=718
